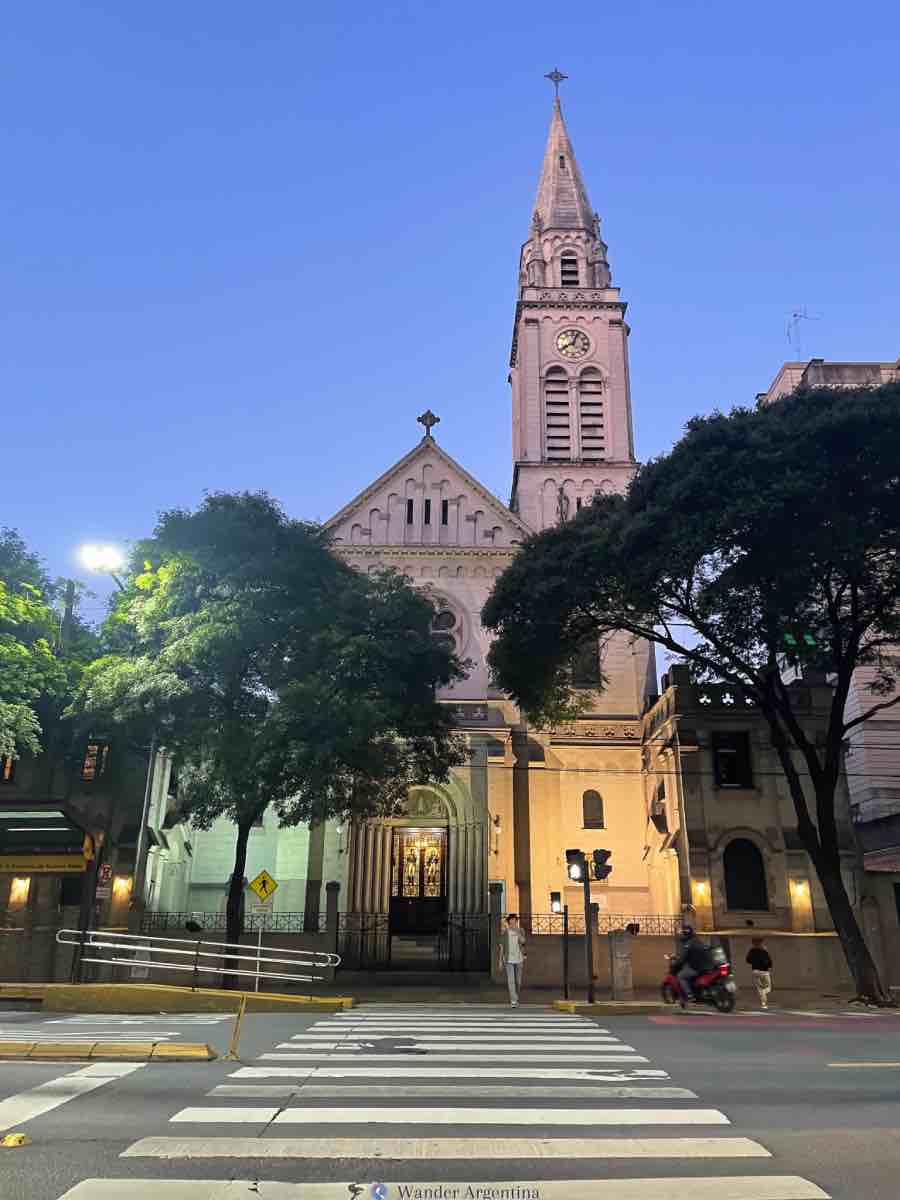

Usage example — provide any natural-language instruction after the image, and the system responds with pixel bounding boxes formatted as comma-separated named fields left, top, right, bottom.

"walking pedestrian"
left=746, top=936, right=773, bottom=1009
left=499, top=913, right=527, bottom=1007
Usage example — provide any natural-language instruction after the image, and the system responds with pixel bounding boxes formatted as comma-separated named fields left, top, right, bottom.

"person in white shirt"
left=499, top=913, right=526, bottom=1007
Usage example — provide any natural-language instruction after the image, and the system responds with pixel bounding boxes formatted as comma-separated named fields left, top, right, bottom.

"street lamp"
left=78, top=543, right=126, bottom=591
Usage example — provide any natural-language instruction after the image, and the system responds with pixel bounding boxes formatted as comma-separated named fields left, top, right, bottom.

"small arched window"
left=583, top=789, right=605, bottom=829
left=723, top=838, right=769, bottom=910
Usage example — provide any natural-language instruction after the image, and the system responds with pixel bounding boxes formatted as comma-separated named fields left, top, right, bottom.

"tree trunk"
left=223, top=822, right=251, bottom=990
left=810, top=847, right=891, bottom=1004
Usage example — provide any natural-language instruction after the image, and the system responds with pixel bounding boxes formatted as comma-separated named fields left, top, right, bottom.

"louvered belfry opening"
left=578, top=367, right=605, bottom=460
left=560, top=255, right=579, bottom=287
left=544, top=367, right=571, bottom=460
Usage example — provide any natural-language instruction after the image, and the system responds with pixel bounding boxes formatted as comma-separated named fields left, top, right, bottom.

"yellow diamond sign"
left=249, top=869, right=278, bottom=903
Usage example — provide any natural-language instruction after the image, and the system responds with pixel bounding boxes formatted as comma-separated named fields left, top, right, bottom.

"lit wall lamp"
left=112, top=875, right=133, bottom=901
left=692, top=879, right=711, bottom=903
left=9, top=877, right=31, bottom=905
left=335, top=822, right=345, bottom=855
left=790, top=879, right=810, bottom=900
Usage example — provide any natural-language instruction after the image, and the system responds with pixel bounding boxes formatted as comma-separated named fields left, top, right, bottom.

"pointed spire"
left=532, top=97, right=595, bottom=233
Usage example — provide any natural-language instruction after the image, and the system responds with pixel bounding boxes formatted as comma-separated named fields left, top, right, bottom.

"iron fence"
left=337, top=913, right=391, bottom=969
left=141, top=910, right=328, bottom=934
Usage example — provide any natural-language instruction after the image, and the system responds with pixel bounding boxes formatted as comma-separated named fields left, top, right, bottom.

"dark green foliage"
left=484, top=382, right=900, bottom=1002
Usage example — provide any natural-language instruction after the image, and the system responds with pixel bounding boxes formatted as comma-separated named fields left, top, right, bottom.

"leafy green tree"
left=0, top=528, right=72, bottom=760
left=75, top=492, right=465, bottom=966
left=484, top=382, right=900, bottom=1004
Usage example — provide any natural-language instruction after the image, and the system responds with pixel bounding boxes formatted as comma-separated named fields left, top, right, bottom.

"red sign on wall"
left=98, top=864, right=113, bottom=884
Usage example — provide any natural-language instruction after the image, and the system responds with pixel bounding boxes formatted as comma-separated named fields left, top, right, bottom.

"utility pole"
left=58, top=579, right=76, bottom=653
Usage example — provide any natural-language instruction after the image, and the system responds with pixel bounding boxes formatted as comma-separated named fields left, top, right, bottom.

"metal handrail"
left=57, top=928, right=340, bottom=988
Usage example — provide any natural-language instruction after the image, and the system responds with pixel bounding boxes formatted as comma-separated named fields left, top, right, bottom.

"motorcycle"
left=662, top=945, right=737, bottom=1013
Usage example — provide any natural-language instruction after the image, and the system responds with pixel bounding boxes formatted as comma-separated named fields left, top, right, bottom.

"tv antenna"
left=786, top=306, right=821, bottom=359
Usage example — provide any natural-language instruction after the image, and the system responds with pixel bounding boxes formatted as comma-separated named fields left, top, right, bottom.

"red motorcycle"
left=662, top=947, right=737, bottom=1013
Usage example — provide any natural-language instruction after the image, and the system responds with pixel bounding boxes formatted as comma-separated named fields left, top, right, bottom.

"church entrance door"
left=389, top=827, right=447, bottom=936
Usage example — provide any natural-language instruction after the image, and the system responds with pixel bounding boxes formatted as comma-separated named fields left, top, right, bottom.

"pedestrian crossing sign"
left=249, top=869, right=278, bottom=903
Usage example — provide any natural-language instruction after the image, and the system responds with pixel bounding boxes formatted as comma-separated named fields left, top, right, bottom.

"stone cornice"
left=336, top=546, right=517, bottom=561
left=510, top=295, right=629, bottom=366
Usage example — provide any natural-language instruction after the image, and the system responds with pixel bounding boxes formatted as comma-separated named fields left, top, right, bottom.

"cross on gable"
left=417, top=409, right=440, bottom=439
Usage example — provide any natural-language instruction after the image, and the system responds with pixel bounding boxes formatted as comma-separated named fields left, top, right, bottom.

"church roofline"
left=324, top=432, right=535, bottom=539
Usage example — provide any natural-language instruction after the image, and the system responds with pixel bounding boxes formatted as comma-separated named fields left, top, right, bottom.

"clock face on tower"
left=556, top=329, right=590, bottom=359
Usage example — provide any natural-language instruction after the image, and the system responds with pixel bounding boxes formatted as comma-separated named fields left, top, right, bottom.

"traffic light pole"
left=582, top=868, right=596, bottom=1004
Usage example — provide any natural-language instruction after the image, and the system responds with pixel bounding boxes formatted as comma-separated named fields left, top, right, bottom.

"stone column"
left=380, top=825, right=393, bottom=914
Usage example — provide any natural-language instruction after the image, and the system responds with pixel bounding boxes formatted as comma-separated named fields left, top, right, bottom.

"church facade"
left=157, top=94, right=679, bottom=943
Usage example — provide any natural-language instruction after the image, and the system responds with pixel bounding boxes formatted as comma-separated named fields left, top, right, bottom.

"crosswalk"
left=57, top=1003, right=830, bottom=1199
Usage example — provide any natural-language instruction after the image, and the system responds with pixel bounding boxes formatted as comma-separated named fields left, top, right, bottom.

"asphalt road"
left=0, top=1003, right=897, bottom=1200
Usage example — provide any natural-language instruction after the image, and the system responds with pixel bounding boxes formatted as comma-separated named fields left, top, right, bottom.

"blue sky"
left=3, top=2, right=899, bottom=618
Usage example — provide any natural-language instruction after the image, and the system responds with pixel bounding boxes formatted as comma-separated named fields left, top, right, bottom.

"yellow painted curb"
left=553, top=999, right=668, bottom=1016
left=0, top=1040, right=216, bottom=1062
left=30, top=1043, right=94, bottom=1060
left=34, top=983, right=353, bottom=1014
left=90, top=1041, right=156, bottom=1058
left=0, top=984, right=46, bottom=1002
left=1, top=1133, right=31, bottom=1148
left=0, top=1042, right=35, bottom=1058
left=151, top=1042, right=217, bottom=1061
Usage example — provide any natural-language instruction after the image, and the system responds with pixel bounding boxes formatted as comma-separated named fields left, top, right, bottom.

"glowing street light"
left=79, top=543, right=126, bottom=590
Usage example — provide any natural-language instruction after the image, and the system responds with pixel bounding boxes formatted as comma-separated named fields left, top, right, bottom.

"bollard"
left=609, top=928, right=634, bottom=1000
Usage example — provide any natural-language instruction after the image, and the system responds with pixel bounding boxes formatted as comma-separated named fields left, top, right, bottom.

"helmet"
left=680, top=925, right=695, bottom=940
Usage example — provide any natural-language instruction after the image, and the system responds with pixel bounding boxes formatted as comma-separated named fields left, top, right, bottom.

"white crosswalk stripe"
left=53, top=1002, right=829, bottom=1199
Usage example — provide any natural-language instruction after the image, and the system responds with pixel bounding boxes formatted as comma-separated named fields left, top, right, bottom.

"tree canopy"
left=484, top=381, right=900, bottom=1002
left=0, top=528, right=93, bottom=759
left=74, top=492, right=466, bottom=953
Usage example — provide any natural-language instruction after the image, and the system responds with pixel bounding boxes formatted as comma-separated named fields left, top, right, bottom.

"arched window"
left=723, top=838, right=769, bottom=910
left=578, top=368, right=605, bottom=460
left=583, top=789, right=605, bottom=829
left=544, top=367, right=571, bottom=460
left=431, top=606, right=459, bottom=654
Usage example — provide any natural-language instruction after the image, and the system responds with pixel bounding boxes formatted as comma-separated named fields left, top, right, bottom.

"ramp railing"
left=57, top=927, right=340, bottom=989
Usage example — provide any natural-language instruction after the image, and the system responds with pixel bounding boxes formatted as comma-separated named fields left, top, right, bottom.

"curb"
left=0, top=983, right=354, bottom=1013
left=554, top=1000, right=669, bottom=1016
left=0, top=1040, right=217, bottom=1062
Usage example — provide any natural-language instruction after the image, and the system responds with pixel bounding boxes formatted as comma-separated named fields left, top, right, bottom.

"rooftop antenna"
left=786, top=306, right=821, bottom=360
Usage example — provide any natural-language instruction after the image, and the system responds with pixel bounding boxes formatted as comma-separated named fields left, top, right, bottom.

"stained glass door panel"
left=389, top=828, right=448, bottom=936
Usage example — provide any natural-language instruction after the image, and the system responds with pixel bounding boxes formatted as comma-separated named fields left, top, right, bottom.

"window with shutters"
left=578, top=368, right=605, bottom=460
left=560, top=255, right=579, bottom=287
left=544, top=367, right=571, bottom=460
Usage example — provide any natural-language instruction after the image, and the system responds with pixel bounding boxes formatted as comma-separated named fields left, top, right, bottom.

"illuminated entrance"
left=389, top=827, right=448, bottom=936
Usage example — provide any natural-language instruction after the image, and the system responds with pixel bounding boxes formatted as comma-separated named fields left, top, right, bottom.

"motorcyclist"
left=671, top=925, right=715, bottom=1002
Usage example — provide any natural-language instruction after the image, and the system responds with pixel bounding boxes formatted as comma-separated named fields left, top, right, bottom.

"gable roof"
left=325, top=434, right=534, bottom=544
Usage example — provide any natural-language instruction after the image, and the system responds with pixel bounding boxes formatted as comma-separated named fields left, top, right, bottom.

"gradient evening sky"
left=3, top=2, right=899, bottom=618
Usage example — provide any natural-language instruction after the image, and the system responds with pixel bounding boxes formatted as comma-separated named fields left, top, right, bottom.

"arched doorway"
left=723, top=838, right=769, bottom=911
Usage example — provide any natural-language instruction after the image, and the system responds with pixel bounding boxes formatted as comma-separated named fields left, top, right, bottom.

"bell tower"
left=509, top=84, right=637, bottom=532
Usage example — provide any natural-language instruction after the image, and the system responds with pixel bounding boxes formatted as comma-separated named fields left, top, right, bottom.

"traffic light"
left=565, top=849, right=584, bottom=881
left=592, top=849, right=612, bottom=880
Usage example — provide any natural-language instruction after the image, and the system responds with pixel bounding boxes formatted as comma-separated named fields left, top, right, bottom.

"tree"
left=483, top=381, right=900, bottom=1004
left=0, top=529, right=68, bottom=759
left=75, top=492, right=465, bottom=970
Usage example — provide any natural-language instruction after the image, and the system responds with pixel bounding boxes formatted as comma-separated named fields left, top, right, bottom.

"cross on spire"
left=544, top=67, right=568, bottom=97
left=417, top=409, right=440, bottom=439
